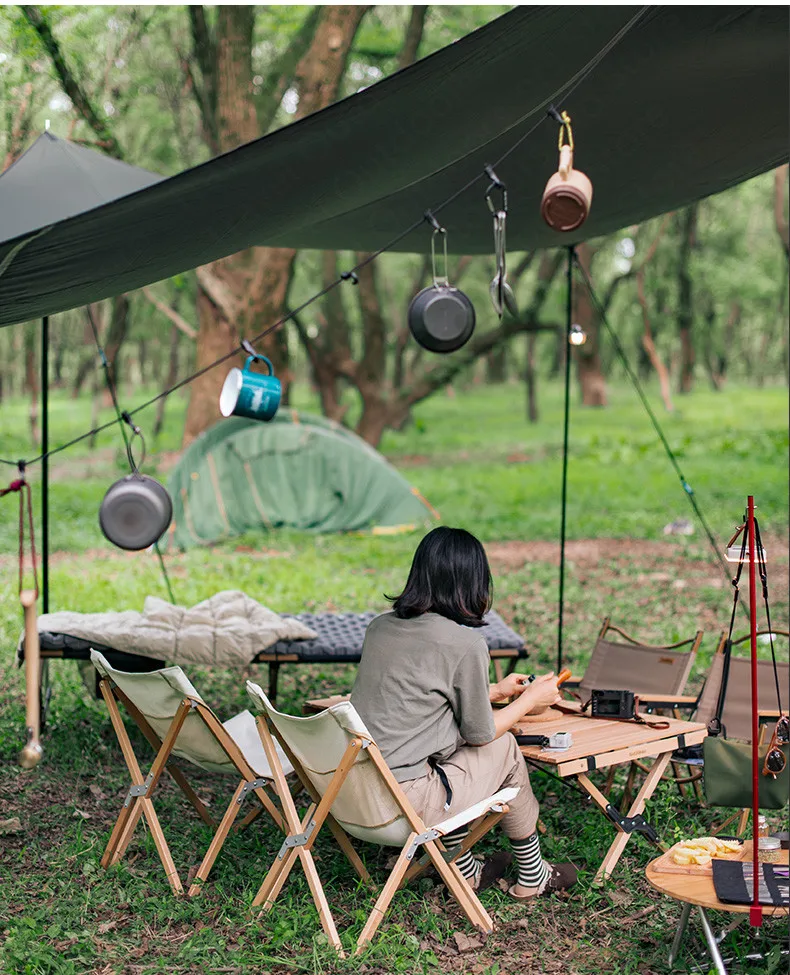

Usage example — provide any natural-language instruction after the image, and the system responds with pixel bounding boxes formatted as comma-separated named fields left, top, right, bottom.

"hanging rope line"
left=86, top=307, right=176, bottom=603
left=0, top=11, right=646, bottom=472
left=0, top=464, right=39, bottom=597
left=573, top=254, right=735, bottom=591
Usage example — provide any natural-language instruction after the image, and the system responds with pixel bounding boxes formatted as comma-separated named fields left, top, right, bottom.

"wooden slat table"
left=514, top=706, right=708, bottom=883
left=646, top=842, right=788, bottom=974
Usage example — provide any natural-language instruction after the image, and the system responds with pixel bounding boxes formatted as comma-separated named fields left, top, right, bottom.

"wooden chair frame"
left=253, top=710, right=511, bottom=957
left=563, top=618, right=704, bottom=809
left=99, top=676, right=285, bottom=897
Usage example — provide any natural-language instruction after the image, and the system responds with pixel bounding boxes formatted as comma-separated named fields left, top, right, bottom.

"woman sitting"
left=351, top=526, right=577, bottom=899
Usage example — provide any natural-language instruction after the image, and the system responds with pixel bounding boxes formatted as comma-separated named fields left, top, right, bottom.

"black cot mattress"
left=26, top=610, right=526, bottom=670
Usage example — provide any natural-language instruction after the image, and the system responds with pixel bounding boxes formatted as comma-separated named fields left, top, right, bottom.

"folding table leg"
left=668, top=901, right=692, bottom=967
left=697, top=907, right=729, bottom=975
left=579, top=750, right=671, bottom=885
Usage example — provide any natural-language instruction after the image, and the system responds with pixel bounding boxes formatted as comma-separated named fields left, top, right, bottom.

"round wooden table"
left=646, top=844, right=788, bottom=974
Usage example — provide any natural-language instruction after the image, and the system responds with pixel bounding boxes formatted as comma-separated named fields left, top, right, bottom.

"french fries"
left=670, top=836, right=742, bottom=866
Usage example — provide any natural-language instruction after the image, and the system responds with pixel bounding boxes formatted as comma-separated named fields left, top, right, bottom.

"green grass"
left=0, top=380, right=788, bottom=974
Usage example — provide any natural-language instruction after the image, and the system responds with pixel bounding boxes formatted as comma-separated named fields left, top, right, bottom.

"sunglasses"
left=762, top=716, right=789, bottom=779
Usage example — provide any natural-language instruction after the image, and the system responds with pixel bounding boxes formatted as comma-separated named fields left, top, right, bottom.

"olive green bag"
left=703, top=735, right=789, bottom=809
left=703, top=516, right=788, bottom=809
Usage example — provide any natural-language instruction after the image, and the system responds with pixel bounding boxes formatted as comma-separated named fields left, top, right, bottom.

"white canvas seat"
left=246, top=680, right=518, bottom=956
left=91, top=650, right=290, bottom=896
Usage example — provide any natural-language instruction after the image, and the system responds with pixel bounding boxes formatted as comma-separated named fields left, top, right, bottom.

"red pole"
left=747, top=496, right=762, bottom=927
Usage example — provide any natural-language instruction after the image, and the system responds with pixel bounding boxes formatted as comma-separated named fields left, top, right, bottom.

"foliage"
left=0, top=7, right=786, bottom=447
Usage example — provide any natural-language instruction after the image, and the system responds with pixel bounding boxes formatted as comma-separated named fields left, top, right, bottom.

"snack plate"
left=652, top=840, right=746, bottom=875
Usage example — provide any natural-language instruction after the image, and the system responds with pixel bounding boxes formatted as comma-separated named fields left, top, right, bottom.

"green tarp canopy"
left=0, top=6, right=787, bottom=327
left=164, top=412, right=436, bottom=549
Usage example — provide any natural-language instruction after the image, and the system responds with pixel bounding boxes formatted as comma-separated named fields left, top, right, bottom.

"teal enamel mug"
left=219, top=355, right=281, bottom=421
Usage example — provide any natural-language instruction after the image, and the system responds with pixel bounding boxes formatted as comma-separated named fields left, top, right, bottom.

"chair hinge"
left=124, top=773, right=154, bottom=807
left=405, top=828, right=440, bottom=861
left=237, top=778, right=268, bottom=804
left=276, top=817, right=317, bottom=859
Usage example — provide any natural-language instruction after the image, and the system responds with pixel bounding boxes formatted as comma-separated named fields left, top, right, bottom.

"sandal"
left=508, top=862, right=578, bottom=899
left=474, top=851, right=513, bottom=892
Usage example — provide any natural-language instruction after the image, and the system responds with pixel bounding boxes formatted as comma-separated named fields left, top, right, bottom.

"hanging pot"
left=99, top=473, right=173, bottom=551
left=408, top=224, right=476, bottom=354
left=541, top=113, right=593, bottom=232
left=408, top=285, right=476, bottom=353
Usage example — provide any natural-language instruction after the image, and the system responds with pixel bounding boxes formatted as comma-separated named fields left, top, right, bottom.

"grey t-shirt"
left=350, top=611, right=496, bottom=782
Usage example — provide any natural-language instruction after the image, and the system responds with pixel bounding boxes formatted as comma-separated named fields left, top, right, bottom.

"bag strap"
left=709, top=520, right=749, bottom=736
left=754, top=517, right=784, bottom=717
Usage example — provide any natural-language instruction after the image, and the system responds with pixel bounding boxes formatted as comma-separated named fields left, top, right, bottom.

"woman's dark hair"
left=388, top=527, right=492, bottom=627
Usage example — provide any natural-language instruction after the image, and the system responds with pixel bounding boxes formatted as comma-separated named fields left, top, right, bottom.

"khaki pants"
left=401, top=733, right=538, bottom=840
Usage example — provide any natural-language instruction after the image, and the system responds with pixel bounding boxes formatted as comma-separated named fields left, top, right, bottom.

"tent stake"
left=557, top=246, right=574, bottom=674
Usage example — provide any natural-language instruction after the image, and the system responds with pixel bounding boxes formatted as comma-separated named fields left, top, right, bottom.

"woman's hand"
left=525, top=672, right=563, bottom=712
left=488, top=671, right=564, bottom=740
left=490, top=672, right=530, bottom=704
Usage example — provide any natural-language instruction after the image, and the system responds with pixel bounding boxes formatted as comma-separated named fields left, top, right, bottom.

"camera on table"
left=590, top=689, right=636, bottom=720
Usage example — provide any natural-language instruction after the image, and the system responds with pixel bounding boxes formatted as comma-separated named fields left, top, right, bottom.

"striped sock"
left=443, top=827, right=482, bottom=886
left=511, top=833, right=550, bottom=889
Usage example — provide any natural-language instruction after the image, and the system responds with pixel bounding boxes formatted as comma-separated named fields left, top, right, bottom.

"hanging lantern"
left=569, top=324, right=587, bottom=346
left=541, top=111, right=593, bottom=232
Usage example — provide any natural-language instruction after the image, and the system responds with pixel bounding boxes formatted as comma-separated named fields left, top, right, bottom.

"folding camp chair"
left=694, top=630, right=789, bottom=833
left=91, top=650, right=291, bottom=897
left=245, top=680, right=518, bottom=956
left=565, top=618, right=702, bottom=705
left=563, top=619, right=703, bottom=806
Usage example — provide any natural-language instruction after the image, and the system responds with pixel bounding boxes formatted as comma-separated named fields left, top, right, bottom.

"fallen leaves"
left=452, top=931, right=484, bottom=953
left=0, top=816, right=23, bottom=834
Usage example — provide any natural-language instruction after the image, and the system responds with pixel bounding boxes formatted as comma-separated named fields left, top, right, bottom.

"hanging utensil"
left=486, top=167, right=518, bottom=320
left=541, top=110, right=593, bottom=232
left=99, top=418, right=173, bottom=551
left=408, top=214, right=476, bottom=354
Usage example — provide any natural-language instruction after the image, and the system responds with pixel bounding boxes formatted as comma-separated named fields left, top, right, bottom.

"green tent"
left=164, top=411, right=436, bottom=550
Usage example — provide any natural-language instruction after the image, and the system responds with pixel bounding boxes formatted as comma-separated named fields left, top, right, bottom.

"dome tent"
left=164, top=411, right=436, bottom=550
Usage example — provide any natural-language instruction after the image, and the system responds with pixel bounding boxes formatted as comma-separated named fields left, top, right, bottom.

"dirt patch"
left=484, top=538, right=679, bottom=569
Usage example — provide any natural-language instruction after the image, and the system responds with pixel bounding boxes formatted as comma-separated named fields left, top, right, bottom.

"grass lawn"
left=0, top=380, right=788, bottom=974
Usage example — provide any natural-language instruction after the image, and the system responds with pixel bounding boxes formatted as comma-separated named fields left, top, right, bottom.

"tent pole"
left=557, top=246, right=574, bottom=675
left=41, top=315, right=49, bottom=614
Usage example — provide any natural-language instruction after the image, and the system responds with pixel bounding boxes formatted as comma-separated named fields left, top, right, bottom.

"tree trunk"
left=53, top=325, right=65, bottom=386
left=154, top=325, right=181, bottom=437
left=636, top=269, right=673, bottom=411
left=774, top=164, right=789, bottom=258
left=183, top=6, right=368, bottom=446
left=525, top=332, right=538, bottom=423
left=702, top=299, right=723, bottom=391
left=574, top=243, right=607, bottom=406
left=486, top=345, right=508, bottom=383
left=24, top=324, right=40, bottom=447
left=677, top=205, right=698, bottom=394
left=101, top=294, right=130, bottom=405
